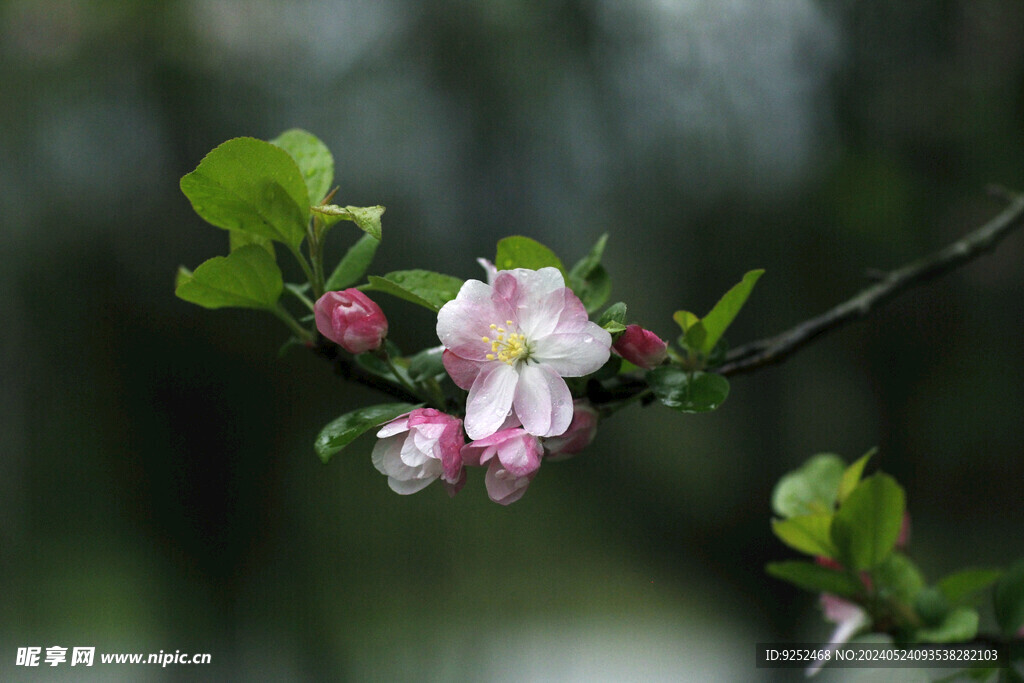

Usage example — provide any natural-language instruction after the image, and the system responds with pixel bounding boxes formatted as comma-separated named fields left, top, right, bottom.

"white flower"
left=436, top=267, right=611, bottom=440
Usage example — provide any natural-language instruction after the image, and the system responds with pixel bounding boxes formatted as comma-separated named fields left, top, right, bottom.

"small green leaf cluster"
left=767, top=451, right=1024, bottom=668
left=175, top=130, right=386, bottom=341
left=638, top=269, right=762, bottom=413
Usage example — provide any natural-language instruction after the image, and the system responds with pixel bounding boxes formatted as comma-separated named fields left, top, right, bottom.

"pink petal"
left=494, top=268, right=564, bottom=322
left=496, top=432, right=542, bottom=477
left=443, top=467, right=467, bottom=497
left=438, top=420, right=465, bottom=482
left=465, top=363, right=519, bottom=440
left=513, top=364, right=573, bottom=437
left=492, top=270, right=520, bottom=307
left=442, top=350, right=482, bottom=391
left=552, top=288, right=591, bottom=328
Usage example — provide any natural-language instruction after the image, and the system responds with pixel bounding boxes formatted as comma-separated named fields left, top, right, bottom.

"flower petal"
left=516, top=287, right=566, bottom=340
left=484, top=460, right=534, bottom=505
left=387, top=475, right=437, bottom=495
left=442, top=350, right=481, bottom=390
left=513, top=364, right=573, bottom=437
left=495, top=431, right=542, bottom=477
left=437, top=420, right=465, bottom=482
left=477, top=258, right=498, bottom=284
left=400, top=433, right=431, bottom=467
left=373, top=435, right=440, bottom=486
left=375, top=415, right=410, bottom=439
left=437, top=279, right=514, bottom=361
left=465, top=362, right=519, bottom=440
left=370, top=435, right=405, bottom=476
left=493, top=268, right=565, bottom=327
left=531, top=324, right=612, bottom=377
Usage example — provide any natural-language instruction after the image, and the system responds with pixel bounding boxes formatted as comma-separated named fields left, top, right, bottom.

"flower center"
left=482, top=321, right=531, bottom=366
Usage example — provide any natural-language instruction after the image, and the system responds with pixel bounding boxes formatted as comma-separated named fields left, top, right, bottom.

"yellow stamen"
left=483, top=321, right=531, bottom=366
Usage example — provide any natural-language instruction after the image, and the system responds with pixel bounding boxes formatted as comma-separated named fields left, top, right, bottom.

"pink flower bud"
left=612, top=325, right=668, bottom=369
left=315, top=288, right=388, bottom=354
left=544, top=400, right=599, bottom=461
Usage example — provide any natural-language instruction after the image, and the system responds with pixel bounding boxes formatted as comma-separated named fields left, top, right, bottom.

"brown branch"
left=311, top=338, right=422, bottom=404
left=716, top=188, right=1024, bottom=377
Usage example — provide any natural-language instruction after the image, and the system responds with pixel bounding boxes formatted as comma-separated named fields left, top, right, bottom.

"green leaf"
left=837, top=448, right=876, bottom=504
left=831, top=473, right=906, bottom=571
left=771, top=514, right=837, bottom=558
left=270, top=128, right=334, bottom=205
left=914, top=607, right=979, bottom=643
left=765, top=561, right=865, bottom=599
left=175, top=266, right=192, bottom=290
left=325, top=233, right=381, bottom=291
left=995, top=560, right=1024, bottom=637
left=874, top=552, right=926, bottom=605
left=914, top=587, right=951, bottom=627
left=573, top=264, right=611, bottom=313
left=315, top=402, right=419, bottom=464
left=682, top=320, right=707, bottom=354
left=771, top=453, right=846, bottom=519
left=180, top=137, right=310, bottom=248
left=569, top=233, right=608, bottom=280
left=936, top=569, right=1003, bottom=605
left=597, top=302, right=628, bottom=335
left=175, top=245, right=283, bottom=310
left=229, top=229, right=275, bottom=256
left=494, top=236, right=567, bottom=278
left=645, top=367, right=729, bottom=412
left=407, top=346, right=447, bottom=381
left=697, top=269, right=764, bottom=355
left=672, top=310, right=700, bottom=334
left=365, top=270, right=463, bottom=313
left=311, top=205, right=385, bottom=240
left=568, top=234, right=611, bottom=313
left=672, top=310, right=703, bottom=350
left=343, top=205, right=385, bottom=240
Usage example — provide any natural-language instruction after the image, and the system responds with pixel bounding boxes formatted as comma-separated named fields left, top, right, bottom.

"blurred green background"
left=2, top=1, right=1023, bottom=680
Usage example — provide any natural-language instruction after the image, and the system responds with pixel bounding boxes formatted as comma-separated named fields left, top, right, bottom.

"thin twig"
left=717, top=189, right=1024, bottom=376
left=311, top=338, right=421, bottom=404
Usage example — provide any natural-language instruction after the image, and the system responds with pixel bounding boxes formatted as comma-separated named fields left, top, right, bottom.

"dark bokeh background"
left=2, top=1, right=1023, bottom=680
